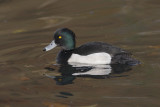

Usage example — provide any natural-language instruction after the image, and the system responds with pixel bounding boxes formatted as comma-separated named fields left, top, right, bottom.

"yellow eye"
left=59, top=36, right=62, bottom=39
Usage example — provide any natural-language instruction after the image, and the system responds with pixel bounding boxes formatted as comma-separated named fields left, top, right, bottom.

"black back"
left=73, top=42, right=127, bottom=56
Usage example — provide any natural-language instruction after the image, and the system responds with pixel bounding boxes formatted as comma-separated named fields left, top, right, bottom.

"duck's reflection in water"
left=45, top=63, right=132, bottom=85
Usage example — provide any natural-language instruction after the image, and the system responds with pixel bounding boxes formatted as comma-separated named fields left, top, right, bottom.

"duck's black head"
left=43, top=28, right=76, bottom=51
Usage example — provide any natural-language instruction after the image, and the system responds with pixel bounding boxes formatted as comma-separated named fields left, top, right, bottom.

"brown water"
left=0, top=0, right=160, bottom=107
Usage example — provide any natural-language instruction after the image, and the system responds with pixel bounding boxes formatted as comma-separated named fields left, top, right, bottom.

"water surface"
left=0, top=0, right=160, bottom=107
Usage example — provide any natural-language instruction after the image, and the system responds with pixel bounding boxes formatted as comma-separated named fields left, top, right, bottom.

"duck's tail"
left=112, top=53, right=141, bottom=66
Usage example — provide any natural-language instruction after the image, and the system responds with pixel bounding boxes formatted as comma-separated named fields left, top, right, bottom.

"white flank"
left=68, top=52, right=111, bottom=64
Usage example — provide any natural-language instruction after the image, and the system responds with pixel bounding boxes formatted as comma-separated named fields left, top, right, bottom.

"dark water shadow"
left=44, top=63, right=132, bottom=85
left=55, top=92, right=74, bottom=98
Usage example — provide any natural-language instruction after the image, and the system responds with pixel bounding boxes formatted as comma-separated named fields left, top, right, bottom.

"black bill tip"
left=43, top=48, right=46, bottom=51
